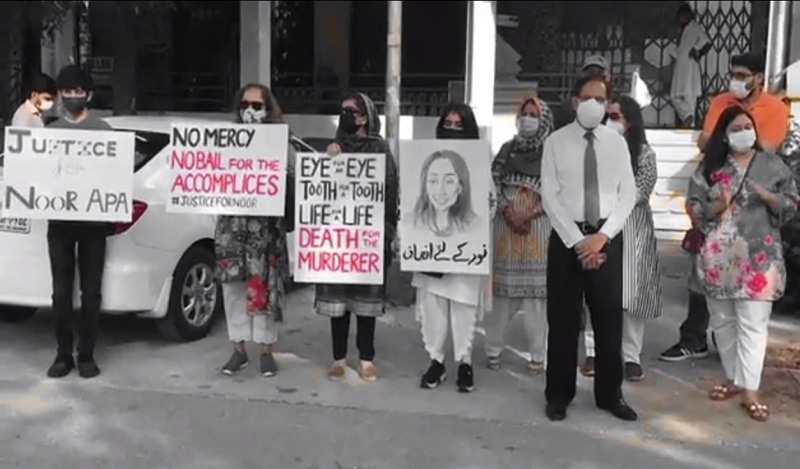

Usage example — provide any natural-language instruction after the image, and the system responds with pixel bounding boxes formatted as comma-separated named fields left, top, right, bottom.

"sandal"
left=708, top=383, right=743, bottom=401
left=528, top=361, right=544, bottom=376
left=741, top=401, right=770, bottom=422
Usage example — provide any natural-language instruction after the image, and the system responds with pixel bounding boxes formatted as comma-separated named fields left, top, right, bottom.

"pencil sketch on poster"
left=399, top=139, right=491, bottom=275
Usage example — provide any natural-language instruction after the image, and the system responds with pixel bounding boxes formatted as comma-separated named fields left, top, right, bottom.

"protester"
left=319, top=92, right=399, bottom=383
left=12, top=73, right=56, bottom=128
left=216, top=83, right=295, bottom=378
left=484, top=96, right=553, bottom=376
left=661, top=52, right=790, bottom=362
left=413, top=102, right=484, bottom=393
left=687, top=105, right=798, bottom=422
left=45, top=65, right=113, bottom=379
left=553, top=55, right=610, bottom=131
left=540, top=73, right=638, bottom=422
left=606, top=96, right=663, bottom=381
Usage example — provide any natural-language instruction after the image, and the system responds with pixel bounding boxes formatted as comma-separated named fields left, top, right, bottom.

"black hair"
left=55, top=64, right=94, bottom=92
left=677, top=3, right=694, bottom=19
left=731, top=53, right=766, bottom=75
left=612, top=95, right=647, bottom=173
left=28, top=74, right=56, bottom=96
left=435, top=102, right=480, bottom=139
left=572, top=72, right=612, bottom=98
left=703, top=105, right=761, bottom=184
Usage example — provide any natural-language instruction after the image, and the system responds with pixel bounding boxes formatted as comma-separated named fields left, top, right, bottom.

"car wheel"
left=157, top=246, right=221, bottom=342
left=0, top=305, right=37, bottom=323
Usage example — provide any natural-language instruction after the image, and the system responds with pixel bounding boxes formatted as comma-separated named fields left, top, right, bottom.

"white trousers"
left=223, top=283, right=279, bottom=346
left=706, top=298, right=772, bottom=391
left=671, top=95, right=696, bottom=122
left=582, top=311, right=646, bottom=364
left=483, top=297, right=547, bottom=363
left=417, top=290, right=478, bottom=364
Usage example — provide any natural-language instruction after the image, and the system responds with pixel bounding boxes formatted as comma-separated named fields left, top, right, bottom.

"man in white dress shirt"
left=540, top=74, right=638, bottom=422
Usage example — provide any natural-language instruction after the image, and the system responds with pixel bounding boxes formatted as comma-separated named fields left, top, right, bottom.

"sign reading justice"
left=2, top=127, right=135, bottom=222
left=294, top=153, right=386, bottom=285
left=166, top=123, right=288, bottom=216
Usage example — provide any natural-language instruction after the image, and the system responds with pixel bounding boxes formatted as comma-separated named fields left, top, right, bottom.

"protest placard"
left=399, top=139, right=492, bottom=275
left=294, top=152, right=386, bottom=285
left=2, top=126, right=135, bottom=222
left=166, top=123, right=288, bottom=216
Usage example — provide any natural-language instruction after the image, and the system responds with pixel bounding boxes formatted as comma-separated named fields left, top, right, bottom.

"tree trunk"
left=110, top=10, right=137, bottom=115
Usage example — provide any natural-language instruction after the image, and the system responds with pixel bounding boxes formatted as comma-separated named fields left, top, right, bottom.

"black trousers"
left=678, top=291, right=710, bottom=349
left=545, top=230, right=624, bottom=407
left=331, top=312, right=376, bottom=361
left=47, top=223, right=107, bottom=359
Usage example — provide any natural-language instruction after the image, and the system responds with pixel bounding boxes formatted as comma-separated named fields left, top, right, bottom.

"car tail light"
left=111, top=200, right=148, bottom=235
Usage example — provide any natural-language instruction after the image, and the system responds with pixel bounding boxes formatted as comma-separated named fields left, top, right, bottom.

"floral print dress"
left=687, top=151, right=799, bottom=301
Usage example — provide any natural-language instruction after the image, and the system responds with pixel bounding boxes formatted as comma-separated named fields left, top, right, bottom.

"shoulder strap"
left=731, top=152, right=757, bottom=201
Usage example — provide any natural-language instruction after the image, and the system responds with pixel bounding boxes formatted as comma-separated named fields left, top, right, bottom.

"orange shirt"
left=702, top=91, right=789, bottom=150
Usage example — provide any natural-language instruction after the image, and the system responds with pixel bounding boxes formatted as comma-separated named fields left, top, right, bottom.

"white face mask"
left=605, top=120, right=626, bottom=135
left=727, top=128, right=756, bottom=152
left=576, top=99, right=606, bottom=130
left=516, top=115, right=540, bottom=137
left=729, top=79, right=752, bottom=100
left=38, top=99, right=54, bottom=112
left=240, top=107, right=267, bottom=124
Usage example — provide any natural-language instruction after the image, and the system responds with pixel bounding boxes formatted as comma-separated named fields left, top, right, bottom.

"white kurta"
left=670, top=21, right=710, bottom=119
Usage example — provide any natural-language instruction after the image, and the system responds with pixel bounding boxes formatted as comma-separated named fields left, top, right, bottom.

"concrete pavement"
left=2, top=241, right=799, bottom=468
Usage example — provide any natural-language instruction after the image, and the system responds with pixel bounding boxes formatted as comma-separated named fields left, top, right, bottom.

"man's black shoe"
left=545, top=402, right=567, bottom=422
left=77, top=357, right=101, bottom=379
left=47, top=355, right=75, bottom=378
left=598, top=399, right=638, bottom=421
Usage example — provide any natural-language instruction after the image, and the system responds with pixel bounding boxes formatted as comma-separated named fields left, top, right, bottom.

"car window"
left=116, top=130, right=171, bottom=172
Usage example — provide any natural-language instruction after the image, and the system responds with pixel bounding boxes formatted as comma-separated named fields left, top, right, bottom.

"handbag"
left=681, top=154, right=757, bottom=254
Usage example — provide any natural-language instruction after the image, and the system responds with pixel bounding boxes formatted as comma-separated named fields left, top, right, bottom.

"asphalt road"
left=2, top=242, right=799, bottom=468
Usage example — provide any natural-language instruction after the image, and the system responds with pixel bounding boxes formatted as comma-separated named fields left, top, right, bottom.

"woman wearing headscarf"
left=483, top=96, right=553, bottom=375
left=414, top=103, right=487, bottom=393
left=605, top=95, right=663, bottom=381
left=320, top=92, right=399, bottom=383
left=216, top=83, right=295, bottom=378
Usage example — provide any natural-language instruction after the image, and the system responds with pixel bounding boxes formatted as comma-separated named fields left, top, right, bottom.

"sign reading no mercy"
left=2, top=127, right=135, bottom=222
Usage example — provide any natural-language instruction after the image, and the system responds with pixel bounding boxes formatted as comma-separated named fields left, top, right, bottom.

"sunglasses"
left=342, top=107, right=364, bottom=116
left=606, top=112, right=623, bottom=121
left=240, top=101, right=266, bottom=111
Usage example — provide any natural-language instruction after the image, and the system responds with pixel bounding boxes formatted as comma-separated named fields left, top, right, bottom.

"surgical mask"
left=62, top=96, right=88, bottom=115
left=576, top=99, right=606, bottom=130
left=729, top=79, right=752, bottom=100
left=240, top=107, right=267, bottom=124
left=727, top=128, right=756, bottom=152
left=605, top=120, right=626, bottom=135
left=38, top=99, right=54, bottom=112
left=339, top=110, right=359, bottom=134
left=516, top=116, right=540, bottom=137
left=437, top=126, right=464, bottom=140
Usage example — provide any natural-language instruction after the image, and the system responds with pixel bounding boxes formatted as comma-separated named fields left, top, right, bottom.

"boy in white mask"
left=12, top=74, right=56, bottom=128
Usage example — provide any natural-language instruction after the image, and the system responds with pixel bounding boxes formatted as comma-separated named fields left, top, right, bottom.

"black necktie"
left=584, top=132, right=600, bottom=226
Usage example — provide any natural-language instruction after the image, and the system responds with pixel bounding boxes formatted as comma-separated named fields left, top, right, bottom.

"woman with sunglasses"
left=688, top=105, right=798, bottom=422
left=216, top=83, right=295, bottom=378
left=318, top=92, right=399, bottom=383
left=604, top=96, right=662, bottom=381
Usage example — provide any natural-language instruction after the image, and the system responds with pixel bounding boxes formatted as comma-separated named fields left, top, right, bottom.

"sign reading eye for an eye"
left=398, top=139, right=492, bottom=275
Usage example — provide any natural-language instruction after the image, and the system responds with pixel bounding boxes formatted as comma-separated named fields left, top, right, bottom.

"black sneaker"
left=624, top=362, right=645, bottom=382
left=77, top=357, right=101, bottom=379
left=420, top=360, right=446, bottom=389
left=47, top=355, right=75, bottom=378
left=222, top=349, right=249, bottom=375
left=659, top=343, right=709, bottom=362
left=456, top=363, right=475, bottom=393
left=260, top=353, right=278, bottom=377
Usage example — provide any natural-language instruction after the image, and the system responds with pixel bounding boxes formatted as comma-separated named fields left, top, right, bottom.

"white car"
left=0, top=115, right=314, bottom=341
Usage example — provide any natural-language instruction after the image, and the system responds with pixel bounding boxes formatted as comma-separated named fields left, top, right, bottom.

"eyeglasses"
left=240, top=101, right=266, bottom=111
left=342, top=107, right=364, bottom=116
left=606, top=112, right=623, bottom=121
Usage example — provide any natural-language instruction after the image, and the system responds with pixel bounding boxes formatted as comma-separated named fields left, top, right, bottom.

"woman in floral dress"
left=216, top=83, right=295, bottom=378
left=687, top=105, right=798, bottom=422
